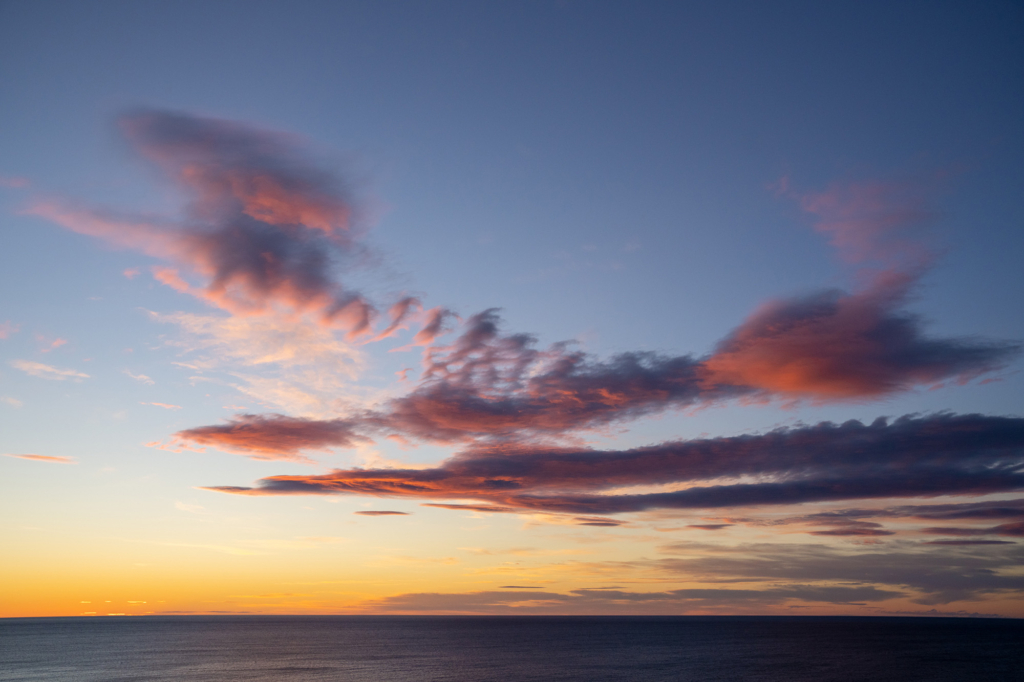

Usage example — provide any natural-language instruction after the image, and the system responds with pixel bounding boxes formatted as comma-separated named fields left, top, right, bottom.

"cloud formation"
left=124, top=370, right=155, bottom=385
left=204, top=412, right=1024, bottom=513
left=383, top=309, right=727, bottom=442
left=4, top=454, right=76, bottom=464
left=921, top=522, right=1024, bottom=538
left=142, top=402, right=182, bottom=410
left=0, top=321, right=19, bottom=339
left=11, top=360, right=89, bottom=381
left=657, top=539, right=1024, bottom=604
left=701, top=179, right=1018, bottom=399
left=176, top=413, right=363, bottom=461
left=358, top=584, right=903, bottom=615
left=176, top=281, right=1015, bottom=457
left=700, top=272, right=1017, bottom=399
left=30, top=113, right=1020, bottom=574
left=152, top=310, right=370, bottom=417
left=27, top=110, right=388, bottom=336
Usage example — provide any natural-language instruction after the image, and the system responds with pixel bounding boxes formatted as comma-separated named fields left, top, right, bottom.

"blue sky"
left=1, top=1, right=1023, bottom=617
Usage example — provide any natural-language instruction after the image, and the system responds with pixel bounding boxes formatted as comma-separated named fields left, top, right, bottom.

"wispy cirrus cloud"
left=707, top=497, right=1024, bottom=540
left=152, top=311, right=372, bottom=417
left=124, top=369, right=155, bottom=384
left=11, top=360, right=89, bottom=381
left=656, top=539, right=1024, bottom=604
left=371, top=538, right=1023, bottom=611
left=356, top=585, right=903, bottom=615
left=921, top=522, right=1024, bottom=538
left=0, top=321, right=20, bottom=339
left=35, top=335, right=68, bottom=353
left=4, top=453, right=76, bottom=464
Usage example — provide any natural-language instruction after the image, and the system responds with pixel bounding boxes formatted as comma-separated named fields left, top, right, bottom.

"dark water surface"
left=1, top=616, right=1021, bottom=681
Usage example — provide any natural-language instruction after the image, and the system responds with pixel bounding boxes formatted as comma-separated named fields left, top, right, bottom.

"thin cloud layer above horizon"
left=1, top=0, right=1022, bottom=619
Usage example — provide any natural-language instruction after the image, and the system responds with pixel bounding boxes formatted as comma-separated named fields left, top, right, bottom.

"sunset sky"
left=2, top=0, right=1023, bottom=618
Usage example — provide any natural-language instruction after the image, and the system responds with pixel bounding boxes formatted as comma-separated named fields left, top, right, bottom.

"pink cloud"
left=36, top=335, right=68, bottom=353
left=700, top=272, right=1015, bottom=399
left=699, top=179, right=1016, bottom=400
left=799, top=179, right=935, bottom=271
left=0, top=321, right=19, bottom=339
left=174, top=413, right=364, bottom=461
left=0, top=176, right=30, bottom=188
left=26, top=110, right=470, bottom=346
left=26, top=111, right=378, bottom=337
left=4, top=453, right=76, bottom=464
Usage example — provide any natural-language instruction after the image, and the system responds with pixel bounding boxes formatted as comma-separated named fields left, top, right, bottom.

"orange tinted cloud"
left=26, top=110, right=380, bottom=337
left=175, top=301, right=1015, bottom=456
left=384, top=310, right=723, bottom=442
left=174, top=413, right=364, bottom=461
left=122, top=110, right=354, bottom=238
left=701, top=273, right=1016, bottom=399
left=701, top=179, right=1017, bottom=399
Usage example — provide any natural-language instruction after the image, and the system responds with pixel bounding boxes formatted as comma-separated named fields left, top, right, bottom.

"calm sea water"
left=0, top=616, right=1021, bottom=682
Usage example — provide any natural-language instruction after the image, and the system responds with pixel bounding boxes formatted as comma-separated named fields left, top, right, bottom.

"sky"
left=1, top=0, right=1023, bottom=618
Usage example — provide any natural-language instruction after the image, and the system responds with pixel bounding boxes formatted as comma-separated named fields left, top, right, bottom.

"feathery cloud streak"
left=204, top=413, right=1024, bottom=513
left=11, top=360, right=89, bottom=381
left=4, top=454, right=76, bottom=464
left=358, top=585, right=903, bottom=614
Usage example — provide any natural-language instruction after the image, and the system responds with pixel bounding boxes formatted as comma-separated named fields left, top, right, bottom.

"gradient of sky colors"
left=2, top=0, right=1023, bottom=618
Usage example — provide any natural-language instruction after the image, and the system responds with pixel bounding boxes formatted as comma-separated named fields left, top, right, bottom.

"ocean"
left=0, top=616, right=1021, bottom=681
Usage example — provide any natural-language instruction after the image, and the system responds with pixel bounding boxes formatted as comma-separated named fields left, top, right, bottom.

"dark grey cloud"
left=921, top=521, right=1024, bottom=538
left=656, top=540, right=1024, bottom=604
left=359, top=585, right=902, bottom=615
left=204, top=413, right=1024, bottom=514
